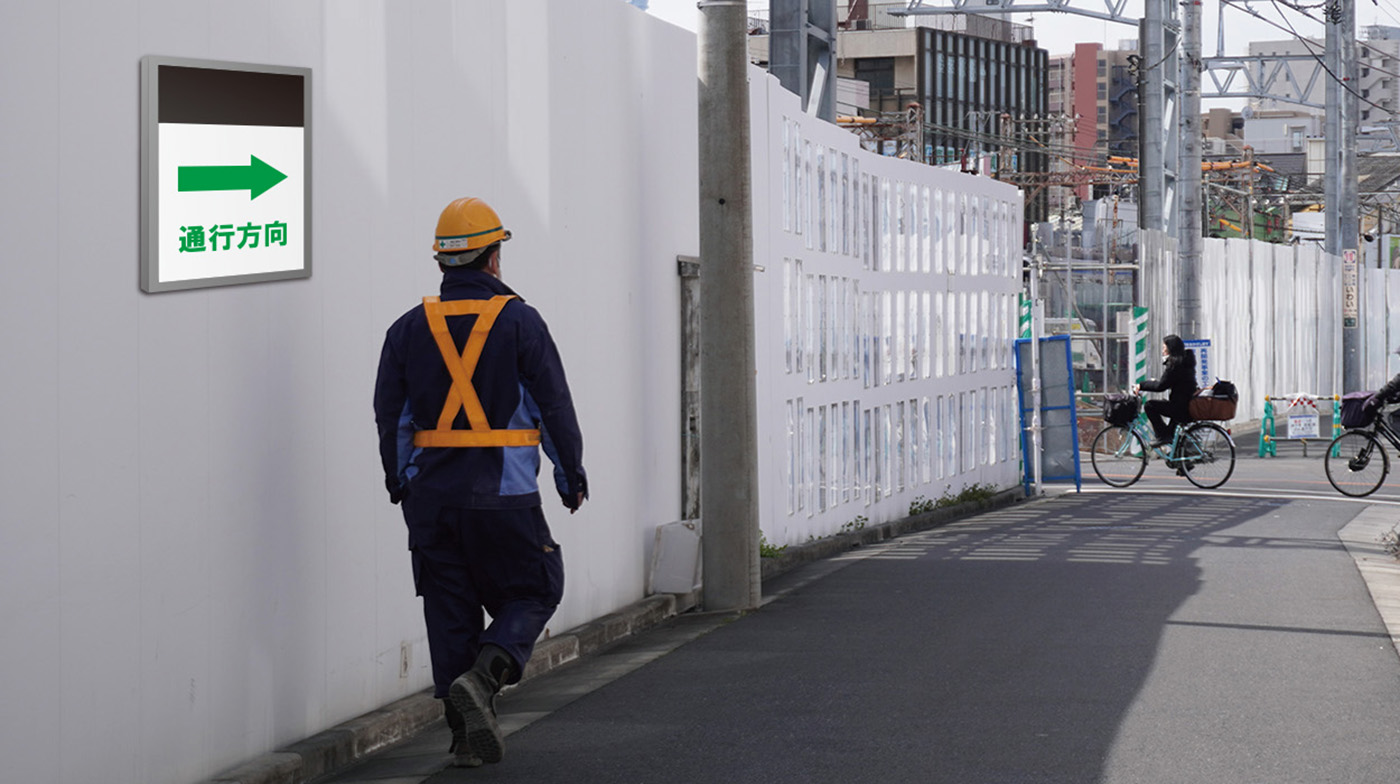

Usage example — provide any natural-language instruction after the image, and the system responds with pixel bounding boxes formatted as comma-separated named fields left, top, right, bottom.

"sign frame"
left=140, top=55, right=312, bottom=293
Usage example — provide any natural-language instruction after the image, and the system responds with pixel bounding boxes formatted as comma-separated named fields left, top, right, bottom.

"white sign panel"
left=141, top=57, right=311, bottom=293
left=1287, top=412, right=1320, bottom=439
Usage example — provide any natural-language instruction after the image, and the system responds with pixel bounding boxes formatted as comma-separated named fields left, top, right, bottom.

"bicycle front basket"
left=1340, top=391, right=1376, bottom=429
left=1102, top=393, right=1139, bottom=427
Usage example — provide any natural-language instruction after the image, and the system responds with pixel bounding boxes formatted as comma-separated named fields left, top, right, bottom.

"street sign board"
left=1183, top=338, right=1212, bottom=390
left=1342, top=249, right=1359, bottom=328
left=140, top=56, right=311, bottom=293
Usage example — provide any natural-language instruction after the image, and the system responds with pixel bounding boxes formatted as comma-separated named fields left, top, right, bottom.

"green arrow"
left=178, top=155, right=287, bottom=199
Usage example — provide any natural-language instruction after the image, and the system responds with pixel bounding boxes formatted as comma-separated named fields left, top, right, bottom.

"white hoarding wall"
left=1141, top=231, right=1361, bottom=422
left=0, top=1, right=1023, bottom=782
left=752, top=79, right=1023, bottom=545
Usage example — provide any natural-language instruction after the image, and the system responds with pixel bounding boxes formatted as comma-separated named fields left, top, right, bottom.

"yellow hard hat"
left=433, top=197, right=512, bottom=254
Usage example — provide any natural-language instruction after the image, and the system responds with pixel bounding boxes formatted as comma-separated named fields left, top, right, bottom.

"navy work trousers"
left=409, top=505, right=564, bottom=698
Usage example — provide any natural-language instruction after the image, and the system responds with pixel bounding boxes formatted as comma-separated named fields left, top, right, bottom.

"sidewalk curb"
left=1337, top=506, right=1400, bottom=661
left=203, top=489, right=1021, bottom=784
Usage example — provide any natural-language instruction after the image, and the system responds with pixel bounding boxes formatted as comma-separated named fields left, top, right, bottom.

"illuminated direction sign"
left=141, top=57, right=311, bottom=292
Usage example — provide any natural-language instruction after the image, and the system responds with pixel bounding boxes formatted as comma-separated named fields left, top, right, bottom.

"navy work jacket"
left=374, top=267, right=586, bottom=522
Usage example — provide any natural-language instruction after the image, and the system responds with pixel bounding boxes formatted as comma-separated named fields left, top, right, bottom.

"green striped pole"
left=1018, top=293, right=1032, bottom=338
left=1130, top=306, right=1150, bottom=385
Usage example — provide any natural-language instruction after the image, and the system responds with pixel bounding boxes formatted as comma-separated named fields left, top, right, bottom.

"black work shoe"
left=444, top=700, right=484, bottom=768
left=448, top=645, right=516, bottom=765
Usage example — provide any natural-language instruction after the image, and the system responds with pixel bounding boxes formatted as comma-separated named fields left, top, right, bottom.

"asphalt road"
left=326, top=463, right=1400, bottom=784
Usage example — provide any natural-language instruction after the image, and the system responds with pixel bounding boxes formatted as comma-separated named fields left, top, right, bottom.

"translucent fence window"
left=968, top=293, right=980, bottom=372
left=782, top=119, right=791, bottom=233
left=794, top=126, right=804, bottom=240
left=881, top=291, right=893, bottom=386
left=851, top=399, right=862, bottom=503
left=793, top=260, right=804, bottom=377
left=935, top=395, right=945, bottom=480
left=873, top=406, right=885, bottom=498
left=895, top=182, right=906, bottom=273
left=981, top=196, right=992, bottom=275
left=797, top=397, right=806, bottom=514
left=934, top=189, right=947, bottom=273
left=959, top=194, right=969, bottom=275
left=883, top=404, right=894, bottom=497
left=783, top=259, right=793, bottom=373
left=856, top=406, right=868, bottom=504
left=980, top=291, right=991, bottom=370
left=921, top=185, right=932, bottom=273
left=908, top=291, right=919, bottom=380
left=895, top=291, right=907, bottom=383
left=807, top=273, right=818, bottom=384
left=823, top=278, right=834, bottom=383
left=946, top=394, right=959, bottom=478
left=963, top=391, right=976, bottom=472
left=980, top=291, right=991, bottom=369
left=845, top=280, right=856, bottom=380
left=818, top=275, right=828, bottom=382
left=934, top=294, right=944, bottom=378
left=818, top=406, right=828, bottom=512
left=830, top=403, right=841, bottom=510
left=987, top=388, right=997, bottom=465
left=945, top=292, right=956, bottom=376
left=841, top=402, right=851, bottom=505
left=786, top=399, right=796, bottom=514
left=806, top=405, right=816, bottom=515
left=921, top=292, right=932, bottom=378
left=921, top=396, right=932, bottom=484
left=860, top=172, right=870, bottom=269
left=906, top=183, right=917, bottom=274
left=841, top=154, right=851, bottom=256
left=829, top=147, right=839, bottom=253
left=804, top=141, right=813, bottom=250
left=816, top=148, right=827, bottom=253
left=861, top=291, right=873, bottom=389
left=880, top=179, right=892, bottom=272
left=895, top=401, right=906, bottom=493
left=946, top=191, right=958, bottom=274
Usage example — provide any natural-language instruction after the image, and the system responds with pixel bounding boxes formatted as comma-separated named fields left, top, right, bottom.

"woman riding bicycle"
left=1134, top=334, right=1197, bottom=448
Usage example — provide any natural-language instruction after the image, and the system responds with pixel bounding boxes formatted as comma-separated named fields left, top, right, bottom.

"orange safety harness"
left=412, top=295, right=542, bottom=448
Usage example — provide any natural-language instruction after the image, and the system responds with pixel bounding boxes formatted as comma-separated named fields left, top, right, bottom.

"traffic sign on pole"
left=140, top=56, right=311, bottom=293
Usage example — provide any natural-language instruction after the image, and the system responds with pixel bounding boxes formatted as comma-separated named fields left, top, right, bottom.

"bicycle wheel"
left=1091, top=425, right=1148, bottom=487
left=1178, top=422, right=1235, bottom=489
left=1324, top=430, right=1389, bottom=497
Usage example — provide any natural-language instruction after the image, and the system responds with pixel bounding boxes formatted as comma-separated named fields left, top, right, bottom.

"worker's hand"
left=1365, top=393, right=1383, bottom=411
left=570, top=492, right=585, bottom=514
left=385, top=476, right=406, bottom=505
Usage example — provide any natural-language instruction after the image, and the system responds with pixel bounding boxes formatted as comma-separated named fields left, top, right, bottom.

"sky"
left=640, top=0, right=1400, bottom=107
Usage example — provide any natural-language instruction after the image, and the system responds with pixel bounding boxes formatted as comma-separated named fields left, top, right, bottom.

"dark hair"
left=1163, top=334, right=1186, bottom=357
left=438, top=242, right=500, bottom=273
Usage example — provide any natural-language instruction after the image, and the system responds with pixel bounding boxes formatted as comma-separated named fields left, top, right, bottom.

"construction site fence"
left=1257, top=394, right=1342, bottom=457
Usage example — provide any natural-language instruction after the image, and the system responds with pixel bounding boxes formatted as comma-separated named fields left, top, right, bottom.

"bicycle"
left=1090, top=393, right=1237, bottom=489
left=1324, top=404, right=1400, bottom=497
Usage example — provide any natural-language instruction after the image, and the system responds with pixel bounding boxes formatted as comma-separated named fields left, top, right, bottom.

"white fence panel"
left=751, top=75, right=1022, bottom=548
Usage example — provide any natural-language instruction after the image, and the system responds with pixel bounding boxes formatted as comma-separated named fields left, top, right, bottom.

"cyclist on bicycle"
left=1133, top=334, right=1197, bottom=447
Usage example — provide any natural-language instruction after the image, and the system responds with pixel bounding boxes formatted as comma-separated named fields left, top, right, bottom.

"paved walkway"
left=313, top=491, right=1400, bottom=784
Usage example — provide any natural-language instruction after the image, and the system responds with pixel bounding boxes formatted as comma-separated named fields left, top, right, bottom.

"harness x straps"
left=413, top=295, right=542, bottom=449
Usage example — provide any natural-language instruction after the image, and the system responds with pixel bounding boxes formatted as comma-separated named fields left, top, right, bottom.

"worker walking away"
left=373, top=197, right=587, bottom=767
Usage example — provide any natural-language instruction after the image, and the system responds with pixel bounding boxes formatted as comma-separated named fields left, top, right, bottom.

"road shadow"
left=426, top=492, right=1359, bottom=783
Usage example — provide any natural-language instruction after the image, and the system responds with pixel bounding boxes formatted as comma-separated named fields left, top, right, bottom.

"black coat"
left=1140, top=350, right=1198, bottom=421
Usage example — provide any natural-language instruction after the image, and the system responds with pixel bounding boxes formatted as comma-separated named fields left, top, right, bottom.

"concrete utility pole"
left=1327, top=0, right=1361, bottom=390
left=698, top=0, right=761, bottom=612
left=1138, top=0, right=1179, bottom=236
left=1177, top=0, right=1203, bottom=340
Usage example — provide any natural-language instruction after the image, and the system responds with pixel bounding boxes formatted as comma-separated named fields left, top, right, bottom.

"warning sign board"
left=141, top=56, right=311, bottom=293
